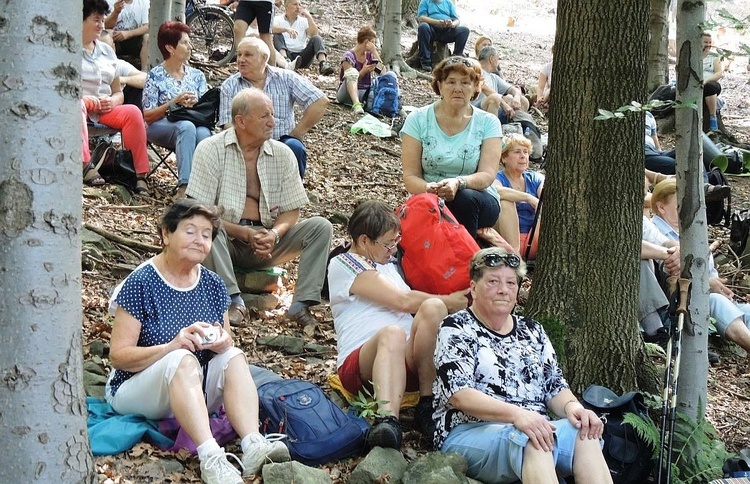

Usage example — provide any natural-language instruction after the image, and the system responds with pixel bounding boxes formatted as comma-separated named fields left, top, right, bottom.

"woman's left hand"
left=204, top=323, right=234, bottom=354
left=709, top=277, right=734, bottom=299
left=566, top=404, right=604, bottom=440
left=98, top=96, right=115, bottom=114
left=434, top=178, right=460, bottom=201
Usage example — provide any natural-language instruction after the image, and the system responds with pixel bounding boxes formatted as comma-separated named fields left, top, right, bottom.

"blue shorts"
left=441, top=419, right=580, bottom=484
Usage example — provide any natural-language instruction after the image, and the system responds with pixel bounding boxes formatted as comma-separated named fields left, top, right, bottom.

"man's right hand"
left=664, top=246, right=680, bottom=276
left=113, top=0, right=125, bottom=14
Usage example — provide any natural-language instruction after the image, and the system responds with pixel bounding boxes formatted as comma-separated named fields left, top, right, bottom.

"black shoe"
left=705, top=184, right=731, bottom=202
left=708, top=350, right=720, bottom=366
left=367, top=416, right=402, bottom=449
left=643, top=327, right=670, bottom=351
left=420, top=62, right=432, bottom=72
left=414, top=397, right=436, bottom=442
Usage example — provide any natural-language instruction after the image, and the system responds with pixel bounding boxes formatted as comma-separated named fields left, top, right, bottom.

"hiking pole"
left=657, top=276, right=679, bottom=484
left=658, top=277, right=691, bottom=484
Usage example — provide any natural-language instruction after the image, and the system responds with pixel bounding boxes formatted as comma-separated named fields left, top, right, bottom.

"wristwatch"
left=456, top=176, right=467, bottom=190
left=270, top=228, right=280, bottom=245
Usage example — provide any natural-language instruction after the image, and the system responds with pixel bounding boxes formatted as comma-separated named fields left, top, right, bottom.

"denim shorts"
left=441, top=418, right=579, bottom=484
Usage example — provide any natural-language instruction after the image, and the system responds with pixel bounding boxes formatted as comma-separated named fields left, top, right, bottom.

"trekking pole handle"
left=677, top=278, right=691, bottom=316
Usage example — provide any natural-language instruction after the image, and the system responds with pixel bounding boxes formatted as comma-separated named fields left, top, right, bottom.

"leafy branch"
left=349, top=384, right=392, bottom=422
left=594, top=98, right=699, bottom=121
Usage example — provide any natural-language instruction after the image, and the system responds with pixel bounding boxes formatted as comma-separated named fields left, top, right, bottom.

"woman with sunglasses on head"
left=327, top=200, right=469, bottom=449
left=401, top=56, right=502, bottom=241
left=433, top=247, right=612, bottom=484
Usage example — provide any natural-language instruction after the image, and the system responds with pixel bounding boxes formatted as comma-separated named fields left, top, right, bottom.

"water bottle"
left=524, top=126, right=530, bottom=138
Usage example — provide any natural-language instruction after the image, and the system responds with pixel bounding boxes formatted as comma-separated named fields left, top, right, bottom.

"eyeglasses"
left=472, top=253, right=521, bottom=270
left=443, top=57, right=474, bottom=68
left=374, top=233, right=401, bottom=251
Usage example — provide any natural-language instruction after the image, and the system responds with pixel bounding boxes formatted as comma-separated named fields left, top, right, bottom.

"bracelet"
left=456, top=176, right=467, bottom=190
left=563, top=399, right=580, bottom=414
left=269, top=228, right=280, bottom=245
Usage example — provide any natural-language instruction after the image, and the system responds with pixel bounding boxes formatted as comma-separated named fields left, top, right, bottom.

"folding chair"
left=147, top=141, right=178, bottom=180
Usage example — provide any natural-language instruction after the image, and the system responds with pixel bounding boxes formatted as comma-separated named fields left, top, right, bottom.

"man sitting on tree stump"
left=416, top=0, right=469, bottom=72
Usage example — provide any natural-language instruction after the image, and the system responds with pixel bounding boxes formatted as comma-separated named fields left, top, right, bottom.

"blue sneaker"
left=709, top=116, right=718, bottom=131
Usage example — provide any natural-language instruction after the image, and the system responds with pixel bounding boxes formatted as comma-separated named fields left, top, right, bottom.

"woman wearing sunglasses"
left=401, top=56, right=502, bottom=241
left=327, top=200, right=469, bottom=449
left=433, top=247, right=612, bottom=483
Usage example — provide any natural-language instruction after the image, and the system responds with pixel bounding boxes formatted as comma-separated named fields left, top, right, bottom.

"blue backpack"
left=369, top=72, right=401, bottom=118
left=258, top=379, right=370, bottom=465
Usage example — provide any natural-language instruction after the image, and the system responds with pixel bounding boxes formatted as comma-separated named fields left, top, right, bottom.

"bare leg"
left=494, top=200, right=521, bottom=253
left=481, top=93, right=502, bottom=117
left=259, top=32, right=276, bottom=67
left=233, top=19, right=249, bottom=51
left=346, top=79, right=361, bottom=105
left=572, top=437, right=613, bottom=483
left=222, top=353, right=260, bottom=438
left=725, top=319, right=750, bottom=353
left=357, top=325, right=407, bottom=417
left=169, top=355, right=213, bottom=446
left=406, top=298, right=448, bottom=395
left=521, top=445, right=557, bottom=483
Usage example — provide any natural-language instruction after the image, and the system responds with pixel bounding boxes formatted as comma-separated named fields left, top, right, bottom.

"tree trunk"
left=525, top=0, right=661, bottom=395
left=674, top=0, right=709, bottom=423
left=147, top=0, right=177, bottom=70
left=402, top=0, right=419, bottom=27
left=0, top=1, right=94, bottom=482
left=647, top=0, right=670, bottom=92
left=381, top=0, right=415, bottom=75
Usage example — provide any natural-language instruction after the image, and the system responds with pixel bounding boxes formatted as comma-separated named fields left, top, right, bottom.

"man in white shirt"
left=105, top=0, right=150, bottom=70
left=272, top=0, right=334, bottom=75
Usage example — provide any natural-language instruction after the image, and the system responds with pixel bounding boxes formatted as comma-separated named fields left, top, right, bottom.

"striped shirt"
left=218, top=66, right=325, bottom=136
left=82, top=40, right=117, bottom=98
left=186, top=128, right=308, bottom=227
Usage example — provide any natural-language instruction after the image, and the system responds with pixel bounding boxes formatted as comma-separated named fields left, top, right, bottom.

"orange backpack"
left=396, top=194, right=479, bottom=294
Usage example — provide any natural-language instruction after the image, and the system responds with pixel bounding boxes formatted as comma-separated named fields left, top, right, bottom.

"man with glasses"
left=416, top=0, right=470, bottom=72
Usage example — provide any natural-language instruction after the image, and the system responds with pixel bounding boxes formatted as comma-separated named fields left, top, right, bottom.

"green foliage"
left=536, top=316, right=567, bottom=368
left=664, top=402, right=731, bottom=483
left=623, top=412, right=661, bottom=459
left=594, top=99, right=699, bottom=121
left=348, top=384, right=392, bottom=422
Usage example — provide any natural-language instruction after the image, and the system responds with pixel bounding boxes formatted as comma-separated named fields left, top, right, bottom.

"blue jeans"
left=417, top=23, right=470, bottom=66
left=710, top=293, right=750, bottom=337
left=279, top=135, right=307, bottom=178
left=147, top=118, right=211, bottom=186
left=442, top=419, right=580, bottom=484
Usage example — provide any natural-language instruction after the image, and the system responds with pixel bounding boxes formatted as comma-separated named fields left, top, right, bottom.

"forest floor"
left=85, top=0, right=750, bottom=482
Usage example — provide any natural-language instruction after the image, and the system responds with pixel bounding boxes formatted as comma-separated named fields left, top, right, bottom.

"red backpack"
left=396, top=194, right=479, bottom=294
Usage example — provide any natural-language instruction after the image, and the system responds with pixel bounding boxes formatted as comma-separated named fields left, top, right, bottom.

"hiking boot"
left=367, top=415, right=402, bottom=449
left=643, top=326, right=670, bottom=351
left=200, top=450, right=244, bottom=484
left=352, top=102, right=365, bottom=115
left=414, top=397, right=436, bottom=442
left=287, top=306, right=318, bottom=327
left=420, top=62, right=432, bottom=72
left=708, top=350, right=720, bottom=366
left=319, top=60, right=335, bottom=76
left=241, top=433, right=291, bottom=477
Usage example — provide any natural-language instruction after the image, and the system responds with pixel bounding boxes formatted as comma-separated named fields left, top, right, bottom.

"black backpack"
left=706, top=167, right=731, bottom=227
left=582, top=385, right=656, bottom=484
left=648, top=83, right=676, bottom=118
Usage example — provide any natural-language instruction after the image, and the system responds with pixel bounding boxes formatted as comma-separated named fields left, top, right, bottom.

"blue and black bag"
left=369, top=72, right=401, bottom=118
left=258, top=379, right=370, bottom=465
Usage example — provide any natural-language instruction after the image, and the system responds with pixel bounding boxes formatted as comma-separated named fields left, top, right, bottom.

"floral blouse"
left=142, top=64, right=208, bottom=116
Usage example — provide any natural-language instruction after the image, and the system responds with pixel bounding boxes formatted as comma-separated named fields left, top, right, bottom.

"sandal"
left=135, top=178, right=150, bottom=196
left=82, top=162, right=106, bottom=186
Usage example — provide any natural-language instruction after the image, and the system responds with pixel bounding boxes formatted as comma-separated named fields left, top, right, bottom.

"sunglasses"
left=443, top=57, right=474, bottom=68
left=472, top=253, right=521, bottom=270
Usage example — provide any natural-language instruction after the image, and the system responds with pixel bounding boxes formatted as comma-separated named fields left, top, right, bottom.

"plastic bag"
left=350, top=113, right=393, bottom=138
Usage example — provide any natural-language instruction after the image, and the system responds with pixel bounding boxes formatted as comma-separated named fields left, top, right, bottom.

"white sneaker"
left=285, top=57, right=298, bottom=70
left=241, top=433, right=291, bottom=477
left=200, top=450, right=244, bottom=484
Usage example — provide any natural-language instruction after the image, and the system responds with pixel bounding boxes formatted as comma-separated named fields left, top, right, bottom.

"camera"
left=201, top=325, right=220, bottom=345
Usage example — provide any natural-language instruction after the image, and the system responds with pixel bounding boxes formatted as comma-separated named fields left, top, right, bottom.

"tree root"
left=84, top=223, right=161, bottom=253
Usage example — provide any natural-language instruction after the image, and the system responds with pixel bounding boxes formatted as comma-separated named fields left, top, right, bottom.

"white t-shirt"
left=107, top=0, right=150, bottom=30
left=273, top=14, right=309, bottom=54
left=645, top=111, right=658, bottom=150
left=328, top=253, right=413, bottom=367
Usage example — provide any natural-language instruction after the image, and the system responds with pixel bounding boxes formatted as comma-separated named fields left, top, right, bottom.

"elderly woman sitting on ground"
left=328, top=200, right=468, bottom=448
left=401, top=56, right=502, bottom=240
left=433, top=247, right=612, bottom=484
left=106, top=200, right=289, bottom=484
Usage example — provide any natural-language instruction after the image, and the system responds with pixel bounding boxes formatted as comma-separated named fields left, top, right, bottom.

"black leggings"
left=704, top=81, right=722, bottom=97
left=445, top=188, right=500, bottom=240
